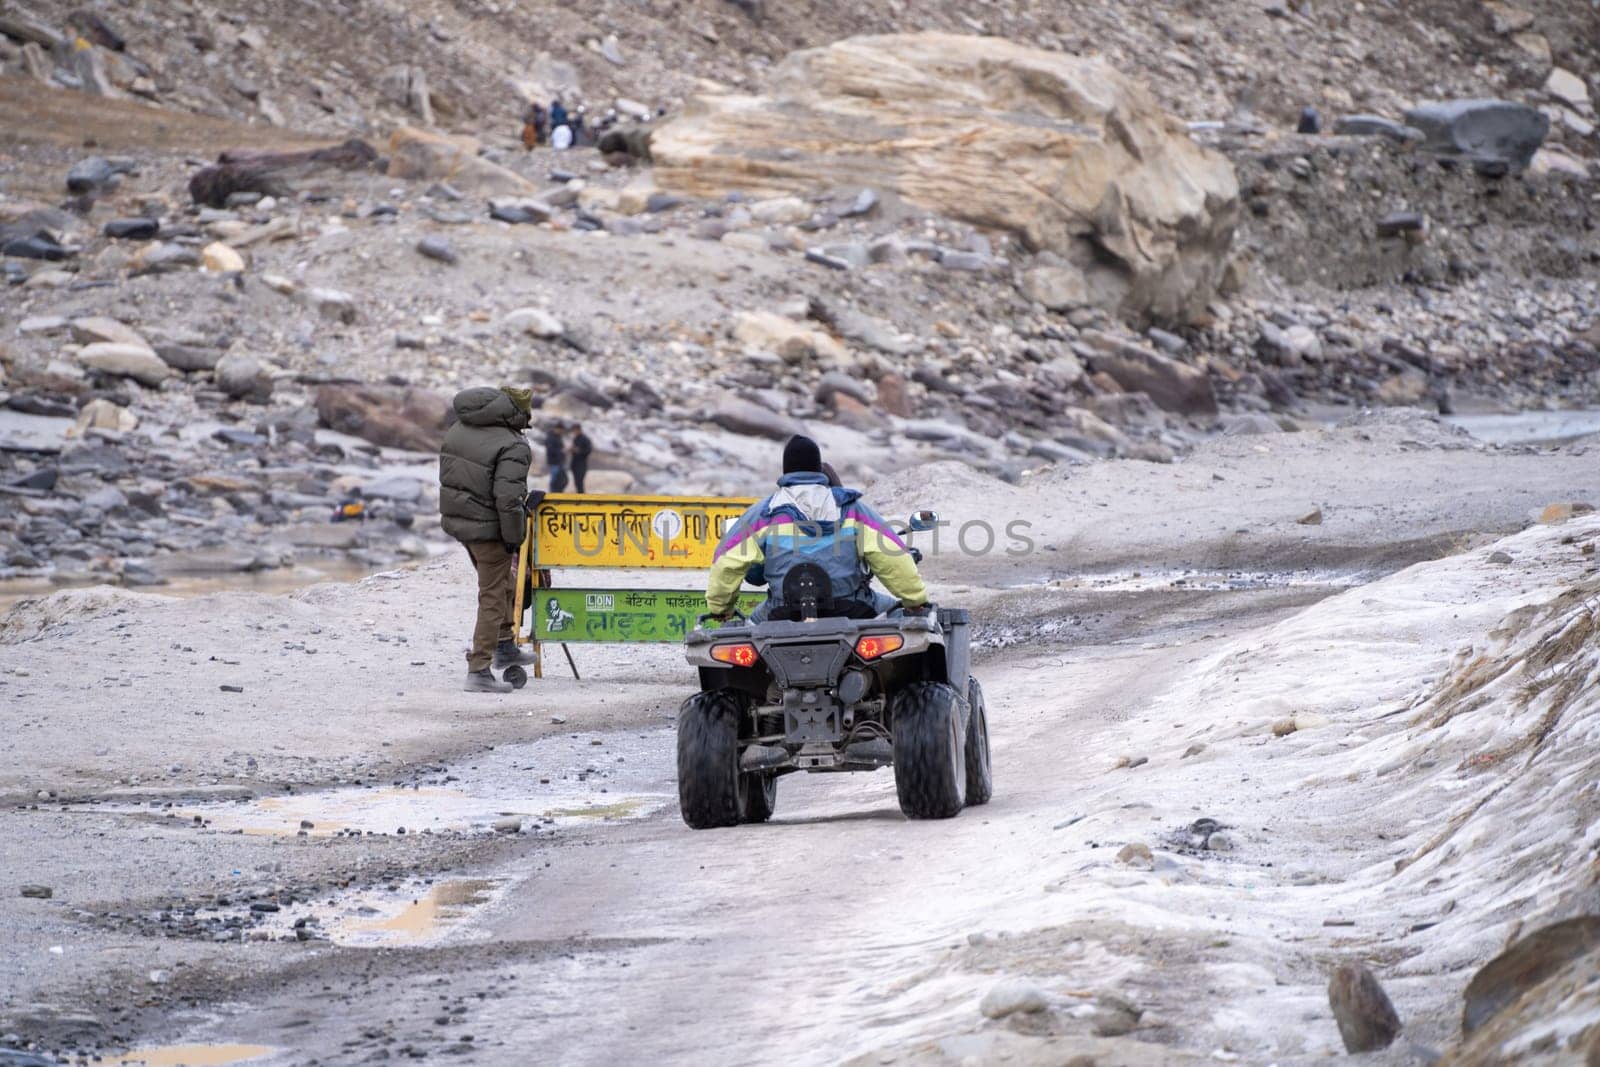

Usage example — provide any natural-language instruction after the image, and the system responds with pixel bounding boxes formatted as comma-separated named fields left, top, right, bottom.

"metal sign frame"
left=510, top=493, right=757, bottom=678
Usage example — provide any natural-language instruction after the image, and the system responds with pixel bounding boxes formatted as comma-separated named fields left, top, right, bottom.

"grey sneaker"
left=463, top=669, right=513, bottom=694
left=492, top=640, right=537, bottom=670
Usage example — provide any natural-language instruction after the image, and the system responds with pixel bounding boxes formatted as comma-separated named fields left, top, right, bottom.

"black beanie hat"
left=782, top=434, right=823, bottom=475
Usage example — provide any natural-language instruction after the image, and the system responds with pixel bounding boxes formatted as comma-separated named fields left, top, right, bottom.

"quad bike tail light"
left=711, top=642, right=760, bottom=667
left=854, top=634, right=904, bottom=660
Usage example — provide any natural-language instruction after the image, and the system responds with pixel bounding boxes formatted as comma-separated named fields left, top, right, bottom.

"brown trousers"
left=465, top=541, right=516, bottom=671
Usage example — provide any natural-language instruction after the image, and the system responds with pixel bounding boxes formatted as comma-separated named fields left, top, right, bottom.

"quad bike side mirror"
left=908, top=510, right=939, bottom=532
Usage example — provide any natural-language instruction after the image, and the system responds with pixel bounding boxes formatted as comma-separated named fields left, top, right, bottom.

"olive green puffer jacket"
left=438, top=387, right=533, bottom=545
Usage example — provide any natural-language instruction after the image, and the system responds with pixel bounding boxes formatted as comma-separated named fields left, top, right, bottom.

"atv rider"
left=705, top=435, right=928, bottom=622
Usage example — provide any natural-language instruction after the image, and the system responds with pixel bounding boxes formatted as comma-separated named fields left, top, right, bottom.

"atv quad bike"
left=677, top=512, right=992, bottom=828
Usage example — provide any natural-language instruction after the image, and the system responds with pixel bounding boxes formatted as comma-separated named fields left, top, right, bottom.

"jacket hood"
left=453, top=387, right=530, bottom=430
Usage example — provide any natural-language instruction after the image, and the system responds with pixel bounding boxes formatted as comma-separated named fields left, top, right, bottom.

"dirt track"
left=3, top=416, right=1598, bottom=1065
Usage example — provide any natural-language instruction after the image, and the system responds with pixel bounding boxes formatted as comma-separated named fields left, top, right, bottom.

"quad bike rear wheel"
left=677, top=690, right=746, bottom=829
left=964, top=678, right=993, bottom=806
left=891, top=681, right=967, bottom=819
left=739, top=771, right=777, bottom=823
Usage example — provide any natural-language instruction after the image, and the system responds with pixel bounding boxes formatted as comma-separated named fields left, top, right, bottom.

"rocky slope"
left=0, top=3, right=1597, bottom=593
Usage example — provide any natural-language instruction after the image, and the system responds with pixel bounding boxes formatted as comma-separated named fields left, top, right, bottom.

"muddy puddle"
left=1028, top=567, right=1359, bottom=594
left=91, top=1044, right=275, bottom=1066
left=257, top=876, right=508, bottom=947
left=70, top=728, right=675, bottom=946
left=88, top=726, right=674, bottom=840
left=0, top=560, right=390, bottom=613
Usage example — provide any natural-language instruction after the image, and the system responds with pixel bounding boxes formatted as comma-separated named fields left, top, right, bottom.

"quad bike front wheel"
left=891, top=681, right=967, bottom=819
left=677, top=689, right=747, bottom=829
left=964, top=678, right=993, bottom=806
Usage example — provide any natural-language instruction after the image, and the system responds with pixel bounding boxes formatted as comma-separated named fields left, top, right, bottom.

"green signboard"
left=532, top=588, right=766, bottom=643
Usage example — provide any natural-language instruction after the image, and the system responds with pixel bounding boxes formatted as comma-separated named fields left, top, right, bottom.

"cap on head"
left=782, top=434, right=823, bottom=475
left=501, top=386, right=533, bottom=413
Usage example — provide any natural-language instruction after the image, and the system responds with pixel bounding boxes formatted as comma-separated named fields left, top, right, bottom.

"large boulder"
left=652, top=34, right=1239, bottom=326
left=314, top=384, right=453, bottom=452
left=1083, top=332, right=1216, bottom=416
left=1402, top=100, right=1549, bottom=174
left=387, top=128, right=536, bottom=197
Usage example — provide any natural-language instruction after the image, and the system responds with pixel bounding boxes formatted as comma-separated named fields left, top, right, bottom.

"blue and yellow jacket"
left=705, top=472, right=928, bottom=615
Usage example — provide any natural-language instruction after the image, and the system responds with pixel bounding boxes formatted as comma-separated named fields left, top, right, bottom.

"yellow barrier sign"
left=532, top=493, right=756, bottom=569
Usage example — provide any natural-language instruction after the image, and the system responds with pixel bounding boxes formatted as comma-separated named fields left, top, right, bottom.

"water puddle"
left=0, top=560, right=389, bottom=614
left=261, top=877, right=507, bottom=947
left=1026, top=568, right=1358, bottom=594
left=88, top=727, right=675, bottom=839
left=92, top=1044, right=275, bottom=1067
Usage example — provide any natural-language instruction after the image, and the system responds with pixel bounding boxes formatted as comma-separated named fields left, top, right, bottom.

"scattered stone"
left=1403, top=99, right=1549, bottom=174
left=807, top=301, right=908, bottom=355
left=979, top=978, right=1049, bottom=1020
left=1085, top=335, right=1217, bottom=416
left=129, top=242, right=200, bottom=276
left=504, top=307, right=564, bottom=339
left=1297, top=106, right=1322, bottom=134
left=1296, top=507, right=1323, bottom=526
left=66, top=156, right=130, bottom=194
left=1538, top=502, right=1594, bottom=524
left=1116, top=843, right=1154, bottom=870
left=1272, top=717, right=1299, bottom=736
left=189, top=140, right=377, bottom=207
left=709, top=397, right=804, bottom=440
left=303, top=288, right=358, bottom=325
left=1376, top=212, right=1427, bottom=239
left=488, top=197, right=554, bottom=225
left=1462, top=917, right=1600, bottom=1035
left=841, top=188, right=879, bottom=217
left=1020, top=263, right=1089, bottom=311
left=201, top=241, right=246, bottom=273
left=1544, top=68, right=1590, bottom=110
left=155, top=342, right=223, bottom=373
left=1487, top=550, right=1513, bottom=565
left=103, top=217, right=159, bottom=240
left=1, top=233, right=72, bottom=261
left=1328, top=962, right=1402, bottom=1053
left=72, top=399, right=137, bottom=434
left=214, top=353, right=274, bottom=403
left=78, top=343, right=172, bottom=388
left=19, top=885, right=52, bottom=899
left=1090, top=993, right=1144, bottom=1037
left=815, top=371, right=875, bottom=407
left=314, top=384, right=452, bottom=451
left=70, top=317, right=149, bottom=349
left=1333, top=114, right=1421, bottom=142
left=416, top=235, right=458, bottom=264
left=493, top=816, right=523, bottom=833
left=732, top=311, right=847, bottom=365
left=389, top=127, right=534, bottom=196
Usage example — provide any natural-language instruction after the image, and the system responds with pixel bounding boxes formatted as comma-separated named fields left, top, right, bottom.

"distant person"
left=569, top=424, right=593, bottom=493
left=571, top=105, right=587, bottom=145
left=550, top=98, right=568, bottom=131
left=544, top=425, right=569, bottom=492
left=438, top=386, right=537, bottom=693
left=521, top=101, right=547, bottom=149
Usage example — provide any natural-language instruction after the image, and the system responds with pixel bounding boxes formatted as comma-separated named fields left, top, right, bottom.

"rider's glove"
left=901, top=602, right=932, bottom=616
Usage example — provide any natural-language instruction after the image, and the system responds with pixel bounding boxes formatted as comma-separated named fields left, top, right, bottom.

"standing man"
left=439, top=386, right=538, bottom=693
left=569, top=424, right=592, bottom=493
left=544, top=424, right=568, bottom=492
